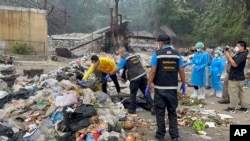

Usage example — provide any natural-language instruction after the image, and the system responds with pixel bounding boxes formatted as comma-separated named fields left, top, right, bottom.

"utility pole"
left=64, top=8, right=67, bottom=33
left=114, top=0, right=119, bottom=52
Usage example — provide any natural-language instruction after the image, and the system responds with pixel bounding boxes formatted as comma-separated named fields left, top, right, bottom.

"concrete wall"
left=0, top=6, right=47, bottom=55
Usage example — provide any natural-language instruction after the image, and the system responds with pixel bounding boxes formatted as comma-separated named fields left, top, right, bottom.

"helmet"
left=215, top=49, right=223, bottom=56
left=195, top=41, right=205, bottom=49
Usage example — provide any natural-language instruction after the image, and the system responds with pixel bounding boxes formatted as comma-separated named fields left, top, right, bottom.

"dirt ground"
left=14, top=59, right=250, bottom=141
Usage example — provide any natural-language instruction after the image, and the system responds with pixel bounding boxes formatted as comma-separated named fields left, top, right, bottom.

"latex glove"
left=105, top=74, right=110, bottom=80
left=196, top=67, right=201, bottom=72
left=79, top=80, right=84, bottom=86
left=180, top=83, right=186, bottom=95
left=183, top=64, right=188, bottom=68
left=217, top=74, right=221, bottom=77
left=145, top=86, right=151, bottom=96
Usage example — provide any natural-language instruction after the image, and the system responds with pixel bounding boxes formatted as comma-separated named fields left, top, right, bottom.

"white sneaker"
left=216, top=91, right=222, bottom=98
left=190, top=90, right=198, bottom=99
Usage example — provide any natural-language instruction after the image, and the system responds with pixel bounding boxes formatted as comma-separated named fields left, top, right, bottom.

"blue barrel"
left=248, top=81, right=250, bottom=88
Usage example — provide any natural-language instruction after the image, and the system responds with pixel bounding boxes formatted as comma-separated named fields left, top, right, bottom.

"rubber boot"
left=190, top=90, right=198, bottom=99
left=198, top=87, right=206, bottom=100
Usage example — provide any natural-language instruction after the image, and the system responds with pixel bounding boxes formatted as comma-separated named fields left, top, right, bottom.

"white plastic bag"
left=55, top=91, right=78, bottom=107
left=0, top=90, right=9, bottom=99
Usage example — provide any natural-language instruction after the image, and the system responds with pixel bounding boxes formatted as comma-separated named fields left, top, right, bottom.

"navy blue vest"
left=153, top=47, right=180, bottom=89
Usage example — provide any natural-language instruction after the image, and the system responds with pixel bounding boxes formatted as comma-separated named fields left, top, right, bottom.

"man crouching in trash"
left=146, top=34, right=186, bottom=141
left=80, top=55, right=121, bottom=95
left=110, top=47, right=155, bottom=115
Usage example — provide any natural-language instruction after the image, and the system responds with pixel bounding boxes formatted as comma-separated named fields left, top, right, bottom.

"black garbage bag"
left=61, top=103, right=97, bottom=132
left=56, top=72, right=70, bottom=82
left=7, top=130, right=25, bottom=141
left=100, top=136, right=119, bottom=141
left=75, top=71, right=83, bottom=80
left=12, top=88, right=31, bottom=100
left=0, top=94, right=11, bottom=109
left=121, top=97, right=151, bottom=111
left=0, top=125, right=25, bottom=141
left=0, top=125, right=14, bottom=138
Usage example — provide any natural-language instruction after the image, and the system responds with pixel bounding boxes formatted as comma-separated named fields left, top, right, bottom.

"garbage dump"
left=0, top=56, right=157, bottom=141
left=0, top=51, right=248, bottom=141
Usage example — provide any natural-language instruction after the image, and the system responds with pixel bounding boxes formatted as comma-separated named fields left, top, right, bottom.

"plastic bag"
left=46, top=79, right=58, bottom=87
left=59, top=80, right=74, bottom=90
left=55, top=92, right=78, bottom=107
left=94, top=91, right=111, bottom=104
left=82, top=88, right=95, bottom=104
left=0, top=90, right=9, bottom=99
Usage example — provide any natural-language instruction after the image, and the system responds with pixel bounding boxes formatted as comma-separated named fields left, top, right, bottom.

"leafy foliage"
left=10, top=42, right=34, bottom=55
left=51, top=0, right=250, bottom=47
left=154, top=0, right=250, bottom=46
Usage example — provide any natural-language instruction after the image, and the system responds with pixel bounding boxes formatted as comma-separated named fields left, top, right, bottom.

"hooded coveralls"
left=210, top=57, right=225, bottom=92
left=188, top=51, right=209, bottom=87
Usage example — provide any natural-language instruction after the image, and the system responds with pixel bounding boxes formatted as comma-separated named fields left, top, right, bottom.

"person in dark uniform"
left=224, top=41, right=248, bottom=113
left=110, top=47, right=155, bottom=115
left=146, top=34, right=186, bottom=141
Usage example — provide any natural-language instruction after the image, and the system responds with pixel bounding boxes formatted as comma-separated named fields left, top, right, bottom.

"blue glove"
left=105, top=74, right=110, bottom=80
left=183, top=64, right=188, bottom=68
left=196, top=67, right=201, bottom=72
left=116, top=71, right=120, bottom=75
left=79, top=80, right=84, bottom=86
left=180, top=83, right=186, bottom=95
left=145, top=86, right=151, bottom=96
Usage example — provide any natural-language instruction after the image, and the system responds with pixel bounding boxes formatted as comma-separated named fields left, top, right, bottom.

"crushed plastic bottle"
left=121, top=128, right=126, bottom=138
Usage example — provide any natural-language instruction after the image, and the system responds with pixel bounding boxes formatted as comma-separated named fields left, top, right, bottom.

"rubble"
left=47, top=33, right=103, bottom=56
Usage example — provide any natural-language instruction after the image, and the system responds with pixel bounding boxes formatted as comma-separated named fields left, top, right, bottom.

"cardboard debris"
left=218, top=114, right=234, bottom=120
left=205, top=122, right=216, bottom=128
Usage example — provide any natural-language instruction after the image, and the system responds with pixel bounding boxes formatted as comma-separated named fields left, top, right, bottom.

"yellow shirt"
left=82, top=57, right=117, bottom=80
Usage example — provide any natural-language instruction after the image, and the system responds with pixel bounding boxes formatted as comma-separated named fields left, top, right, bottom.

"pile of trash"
left=178, top=92, right=205, bottom=107
left=177, top=108, right=233, bottom=131
left=0, top=59, right=155, bottom=141
left=0, top=64, right=16, bottom=77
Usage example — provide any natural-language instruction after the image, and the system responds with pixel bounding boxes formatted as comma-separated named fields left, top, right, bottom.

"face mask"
left=234, top=47, right=240, bottom=52
left=196, top=48, right=202, bottom=52
left=214, top=54, right=219, bottom=58
left=93, top=62, right=98, bottom=67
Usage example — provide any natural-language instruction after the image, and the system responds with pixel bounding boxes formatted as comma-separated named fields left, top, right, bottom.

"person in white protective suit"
left=183, top=42, right=209, bottom=100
